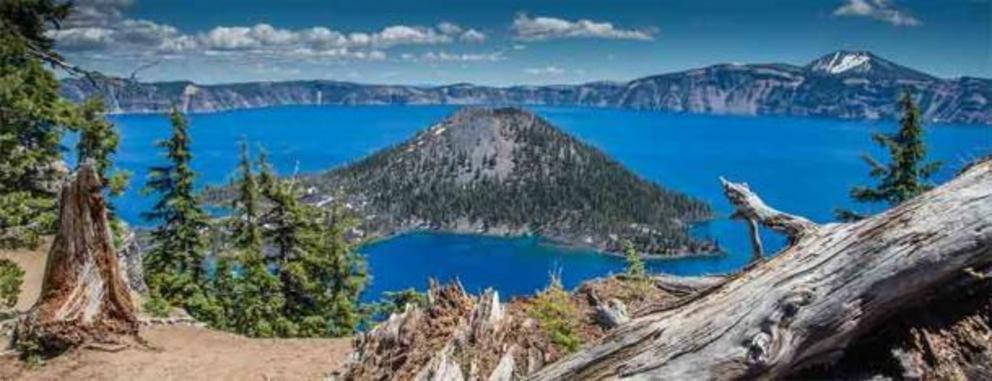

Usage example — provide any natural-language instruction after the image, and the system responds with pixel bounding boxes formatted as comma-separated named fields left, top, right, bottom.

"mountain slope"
left=301, top=107, right=715, bottom=255
left=61, top=50, right=991, bottom=124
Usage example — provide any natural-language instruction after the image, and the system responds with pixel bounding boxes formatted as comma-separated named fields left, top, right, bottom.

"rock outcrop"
left=62, top=51, right=991, bottom=124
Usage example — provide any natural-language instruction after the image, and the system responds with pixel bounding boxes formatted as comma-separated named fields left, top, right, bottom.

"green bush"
left=0, top=259, right=24, bottom=311
left=142, top=294, right=172, bottom=318
left=528, top=274, right=583, bottom=353
left=623, top=240, right=646, bottom=280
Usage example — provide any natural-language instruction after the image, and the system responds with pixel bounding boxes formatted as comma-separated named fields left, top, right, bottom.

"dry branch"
left=720, top=177, right=817, bottom=261
left=529, top=159, right=992, bottom=380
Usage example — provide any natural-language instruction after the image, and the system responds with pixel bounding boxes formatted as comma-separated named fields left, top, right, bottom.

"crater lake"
left=89, top=105, right=990, bottom=300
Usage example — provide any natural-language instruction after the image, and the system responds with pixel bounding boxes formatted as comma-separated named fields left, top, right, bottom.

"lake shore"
left=357, top=224, right=724, bottom=261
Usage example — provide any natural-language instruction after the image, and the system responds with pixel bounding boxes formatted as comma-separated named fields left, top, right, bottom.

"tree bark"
left=529, top=159, right=992, bottom=380
left=15, top=163, right=138, bottom=355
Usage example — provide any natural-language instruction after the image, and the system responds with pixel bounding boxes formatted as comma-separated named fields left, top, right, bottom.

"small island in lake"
left=298, top=107, right=716, bottom=256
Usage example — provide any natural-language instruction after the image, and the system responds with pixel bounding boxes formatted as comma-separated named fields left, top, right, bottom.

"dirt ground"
left=0, top=240, right=354, bottom=381
left=0, top=325, right=352, bottom=381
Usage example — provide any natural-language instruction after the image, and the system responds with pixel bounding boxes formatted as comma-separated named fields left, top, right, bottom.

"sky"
left=51, top=0, right=991, bottom=85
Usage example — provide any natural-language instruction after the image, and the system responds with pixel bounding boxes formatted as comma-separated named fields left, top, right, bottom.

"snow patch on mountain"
left=812, top=52, right=872, bottom=74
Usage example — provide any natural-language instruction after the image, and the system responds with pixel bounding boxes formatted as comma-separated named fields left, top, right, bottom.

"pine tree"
left=71, top=97, right=131, bottom=197
left=837, top=90, right=942, bottom=221
left=222, top=140, right=290, bottom=337
left=0, top=1, right=132, bottom=249
left=142, top=107, right=210, bottom=305
left=623, top=240, right=646, bottom=280
left=231, top=140, right=263, bottom=251
left=0, top=1, right=73, bottom=249
left=257, top=151, right=367, bottom=337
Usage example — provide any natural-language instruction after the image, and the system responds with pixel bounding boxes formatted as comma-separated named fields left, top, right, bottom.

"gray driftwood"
left=529, top=159, right=992, bottom=380
left=15, top=163, right=138, bottom=354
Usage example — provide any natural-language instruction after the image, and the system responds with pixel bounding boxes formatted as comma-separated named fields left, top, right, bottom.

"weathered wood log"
left=15, top=163, right=138, bottom=355
left=530, top=159, right=992, bottom=380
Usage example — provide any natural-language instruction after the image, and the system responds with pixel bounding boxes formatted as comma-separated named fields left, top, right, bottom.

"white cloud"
left=833, top=0, right=921, bottom=26
left=436, top=22, right=487, bottom=43
left=405, top=51, right=505, bottom=62
left=524, top=65, right=566, bottom=75
left=460, top=29, right=486, bottom=43
left=50, top=0, right=489, bottom=64
left=511, top=13, right=655, bottom=41
left=437, top=21, right=463, bottom=35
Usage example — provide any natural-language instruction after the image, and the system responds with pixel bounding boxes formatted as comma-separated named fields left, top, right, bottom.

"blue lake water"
left=94, top=105, right=991, bottom=301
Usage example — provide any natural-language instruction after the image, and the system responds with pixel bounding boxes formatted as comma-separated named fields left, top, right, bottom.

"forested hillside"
left=299, top=107, right=715, bottom=255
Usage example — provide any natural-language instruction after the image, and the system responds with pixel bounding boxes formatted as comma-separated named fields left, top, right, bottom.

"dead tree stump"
left=15, top=163, right=138, bottom=355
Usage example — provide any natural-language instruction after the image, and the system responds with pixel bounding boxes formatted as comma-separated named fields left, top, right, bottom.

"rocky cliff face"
left=61, top=50, right=990, bottom=124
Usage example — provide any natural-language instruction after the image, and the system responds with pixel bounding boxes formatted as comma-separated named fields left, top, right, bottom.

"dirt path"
left=0, top=325, right=352, bottom=380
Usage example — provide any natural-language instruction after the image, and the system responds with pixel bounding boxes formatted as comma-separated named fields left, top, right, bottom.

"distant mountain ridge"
left=291, top=107, right=716, bottom=256
left=61, top=50, right=991, bottom=124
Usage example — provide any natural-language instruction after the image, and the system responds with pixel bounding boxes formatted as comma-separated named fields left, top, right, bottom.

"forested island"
left=208, top=107, right=716, bottom=256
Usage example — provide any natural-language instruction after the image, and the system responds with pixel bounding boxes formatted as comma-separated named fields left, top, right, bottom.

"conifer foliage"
left=140, top=121, right=368, bottom=337
left=142, top=107, right=211, bottom=306
left=0, top=0, right=126, bottom=249
left=837, top=90, right=942, bottom=221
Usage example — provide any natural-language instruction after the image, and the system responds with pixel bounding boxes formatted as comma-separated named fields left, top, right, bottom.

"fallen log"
left=14, top=163, right=138, bottom=356
left=529, top=158, right=992, bottom=380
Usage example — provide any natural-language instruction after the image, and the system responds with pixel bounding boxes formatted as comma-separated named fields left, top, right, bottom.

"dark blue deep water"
left=96, top=105, right=991, bottom=301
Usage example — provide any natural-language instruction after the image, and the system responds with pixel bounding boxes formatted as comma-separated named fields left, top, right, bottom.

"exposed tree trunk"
left=529, top=159, right=992, bottom=380
left=15, top=163, right=138, bottom=355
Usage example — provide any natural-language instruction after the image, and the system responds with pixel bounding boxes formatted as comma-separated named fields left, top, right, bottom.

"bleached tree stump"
left=15, top=163, right=138, bottom=355
left=529, top=159, right=992, bottom=380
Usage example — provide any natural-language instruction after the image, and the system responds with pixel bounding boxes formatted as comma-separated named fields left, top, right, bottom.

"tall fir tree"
left=257, top=151, right=367, bottom=337
left=142, top=107, right=210, bottom=305
left=222, top=140, right=290, bottom=337
left=231, top=140, right=263, bottom=251
left=837, top=90, right=942, bottom=221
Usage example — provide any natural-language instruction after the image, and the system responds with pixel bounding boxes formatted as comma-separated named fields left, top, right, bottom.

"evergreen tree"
left=71, top=97, right=130, bottom=197
left=231, top=140, right=263, bottom=251
left=837, top=91, right=942, bottom=221
left=623, top=240, right=646, bottom=280
left=0, top=1, right=72, bottom=249
left=142, top=107, right=210, bottom=305
left=222, top=141, right=290, bottom=337
left=258, top=152, right=367, bottom=337
left=0, top=1, right=129, bottom=249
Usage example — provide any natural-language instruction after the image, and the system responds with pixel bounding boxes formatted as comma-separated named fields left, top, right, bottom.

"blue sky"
left=53, top=0, right=990, bottom=85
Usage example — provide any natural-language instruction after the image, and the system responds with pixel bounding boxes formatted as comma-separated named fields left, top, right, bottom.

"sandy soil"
left=0, top=238, right=50, bottom=312
left=0, top=240, right=354, bottom=381
left=0, top=325, right=352, bottom=381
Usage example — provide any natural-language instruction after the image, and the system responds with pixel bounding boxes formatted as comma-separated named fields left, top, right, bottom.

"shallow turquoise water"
left=94, top=105, right=991, bottom=300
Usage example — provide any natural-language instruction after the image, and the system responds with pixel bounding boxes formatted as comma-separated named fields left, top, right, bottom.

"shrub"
left=528, top=274, right=582, bottom=353
left=142, top=294, right=172, bottom=318
left=623, top=240, right=646, bottom=280
left=0, top=259, right=24, bottom=312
